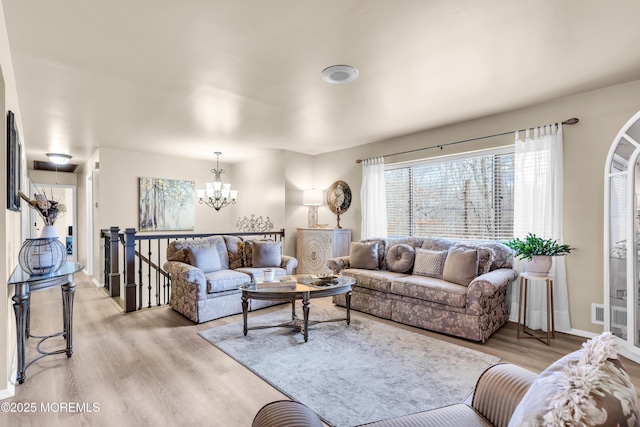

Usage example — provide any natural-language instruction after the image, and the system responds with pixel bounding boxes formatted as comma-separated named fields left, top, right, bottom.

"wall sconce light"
left=302, top=188, right=323, bottom=228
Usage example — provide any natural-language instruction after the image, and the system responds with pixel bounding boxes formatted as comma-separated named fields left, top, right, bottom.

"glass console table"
left=8, top=261, right=84, bottom=384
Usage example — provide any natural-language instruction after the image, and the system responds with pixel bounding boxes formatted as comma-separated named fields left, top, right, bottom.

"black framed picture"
left=7, top=110, right=21, bottom=211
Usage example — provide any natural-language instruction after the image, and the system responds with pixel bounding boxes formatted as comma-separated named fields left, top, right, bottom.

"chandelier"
left=196, top=152, right=237, bottom=211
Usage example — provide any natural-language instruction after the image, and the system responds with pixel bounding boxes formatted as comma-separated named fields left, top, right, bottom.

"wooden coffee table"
left=239, top=275, right=354, bottom=342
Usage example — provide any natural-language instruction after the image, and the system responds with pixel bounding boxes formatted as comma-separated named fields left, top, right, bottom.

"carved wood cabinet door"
left=296, top=228, right=351, bottom=275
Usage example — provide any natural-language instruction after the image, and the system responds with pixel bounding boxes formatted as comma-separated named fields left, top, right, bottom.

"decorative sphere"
left=18, top=238, right=66, bottom=275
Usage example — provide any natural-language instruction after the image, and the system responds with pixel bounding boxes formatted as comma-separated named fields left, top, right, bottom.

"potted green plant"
left=505, top=233, right=574, bottom=276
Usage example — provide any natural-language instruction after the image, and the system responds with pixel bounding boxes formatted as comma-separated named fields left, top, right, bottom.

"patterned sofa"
left=328, top=236, right=517, bottom=342
left=163, top=235, right=298, bottom=323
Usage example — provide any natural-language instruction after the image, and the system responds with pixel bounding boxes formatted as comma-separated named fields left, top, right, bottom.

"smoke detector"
left=321, top=65, right=359, bottom=84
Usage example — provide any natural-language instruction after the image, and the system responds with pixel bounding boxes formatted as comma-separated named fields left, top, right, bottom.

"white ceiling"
left=4, top=0, right=640, bottom=166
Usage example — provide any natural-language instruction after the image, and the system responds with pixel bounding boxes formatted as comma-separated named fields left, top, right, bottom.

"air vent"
left=612, top=305, right=627, bottom=328
left=34, top=161, right=78, bottom=173
left=592, top=303, right=628, bottom=327
left=592, top=303, right=604, bottom=325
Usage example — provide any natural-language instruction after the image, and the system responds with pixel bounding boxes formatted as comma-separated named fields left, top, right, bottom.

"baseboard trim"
left=0, top=382, right=15, bottom=401
left=553, top=328, right=640, bottom=364
left=563, top=328, right=600, bottom=339
left=508, top=316, right=602, bottom=341
left=619, top=349, right=640, bottom=364
left=81, top=269, right=103, bottom=288
left=0, top=348, right=17, bottom=401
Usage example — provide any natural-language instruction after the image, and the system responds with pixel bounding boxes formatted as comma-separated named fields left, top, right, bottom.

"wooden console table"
left=8, top=262, right=83, bottom=384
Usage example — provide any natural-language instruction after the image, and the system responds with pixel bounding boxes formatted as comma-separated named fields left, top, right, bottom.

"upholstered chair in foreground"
left=252, top=400, right=323, bottom=427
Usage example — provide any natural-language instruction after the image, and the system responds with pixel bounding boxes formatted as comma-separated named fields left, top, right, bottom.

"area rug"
left=198, top=305, right=500, bottom=427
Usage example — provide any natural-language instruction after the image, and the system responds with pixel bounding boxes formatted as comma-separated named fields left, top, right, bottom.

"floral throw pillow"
left=454, top=243, right=496, bottom=275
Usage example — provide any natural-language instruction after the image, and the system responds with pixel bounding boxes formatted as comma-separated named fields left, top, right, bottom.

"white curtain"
left=509, top=124, right=571, bottom=332
left=361, top=157, right=388, bottom=239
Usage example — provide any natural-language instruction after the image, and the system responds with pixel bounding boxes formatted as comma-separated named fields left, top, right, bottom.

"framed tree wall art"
left=7, top=111, right=21, bottom=211
left=139, top=177, right=195, bottom=231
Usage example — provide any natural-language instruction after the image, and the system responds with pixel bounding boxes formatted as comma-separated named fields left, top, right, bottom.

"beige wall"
left=232, top=150, right=287, bottom=236
left=98, top=147, right=236, bottom=234
left=78, top=148, right=302, bottom=285
left=80, top=147, right=239, bottom=284
left=78, top=148, right=312, bottom=278
left=284, top=151, right=316, bottom=257
left=88, top=148, right=319, bottom=262
left=315, top=79, right=640, bottom=334
left=0, top=1, right=26, bottom=398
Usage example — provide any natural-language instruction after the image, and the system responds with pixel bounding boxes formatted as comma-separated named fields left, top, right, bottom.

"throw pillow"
left=350, top=241, right=379, bottom=270
left=454, top=243, right=496, bottom=275
left=386, top=244, right=416, bottom=273
left=168, top=239, right=212, bottom=263
left=413, top=248, right=448, bottom=278
left=508, top=332, right=640, bottom=427
left=188, top=245, right=222, bottom=273
left=224, top=235, right=244, bottom=269
left=252, top=241, right=282, bottom=268
left=243, top=239, right=273, bottom=267
left=442, top=246, right=478, bottom=286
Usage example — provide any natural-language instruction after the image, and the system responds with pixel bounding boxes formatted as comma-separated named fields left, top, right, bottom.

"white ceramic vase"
left=523, top=255, right=553, bottom=277
left=40, top=225, right=58, bottom=238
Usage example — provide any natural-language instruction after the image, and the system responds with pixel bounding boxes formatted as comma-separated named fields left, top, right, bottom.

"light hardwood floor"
left=2, top=272, right=639, bottom=427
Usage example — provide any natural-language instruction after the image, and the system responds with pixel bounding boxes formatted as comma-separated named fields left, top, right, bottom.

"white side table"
left=517, top=272, right=555, bottom=346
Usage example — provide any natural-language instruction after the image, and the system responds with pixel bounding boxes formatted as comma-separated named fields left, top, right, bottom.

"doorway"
left=28, top=183, right=77, bottom=262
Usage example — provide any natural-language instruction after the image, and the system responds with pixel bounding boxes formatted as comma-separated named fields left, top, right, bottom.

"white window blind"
left=385, top=148, right=514, bottom=239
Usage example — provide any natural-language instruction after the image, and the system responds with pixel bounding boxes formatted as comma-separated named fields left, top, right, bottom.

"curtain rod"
left=355, top=117, right=579, bottom=164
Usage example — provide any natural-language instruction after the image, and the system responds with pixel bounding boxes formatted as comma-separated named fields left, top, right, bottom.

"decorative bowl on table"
left=311, top=275, right=339, bottom=287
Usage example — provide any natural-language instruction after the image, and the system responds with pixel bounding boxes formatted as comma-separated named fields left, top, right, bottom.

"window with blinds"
left=385, top=148, right=514, bottom=239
